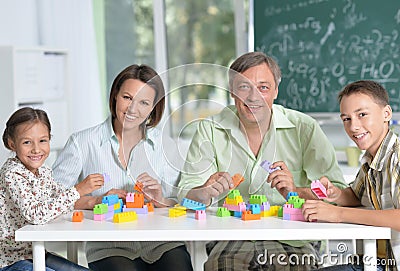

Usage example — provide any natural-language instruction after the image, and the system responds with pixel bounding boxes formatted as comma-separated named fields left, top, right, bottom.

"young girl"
left=0, top=107, right=104, bottom=271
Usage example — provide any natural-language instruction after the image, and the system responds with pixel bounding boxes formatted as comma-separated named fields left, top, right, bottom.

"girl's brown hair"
left=2, top=107, right=51, bottom=150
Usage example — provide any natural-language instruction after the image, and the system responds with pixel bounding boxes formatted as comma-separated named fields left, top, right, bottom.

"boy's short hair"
left=338, top=80, right=389, bottom=107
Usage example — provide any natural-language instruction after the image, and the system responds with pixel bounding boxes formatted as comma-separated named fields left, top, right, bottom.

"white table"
left=15, top=208, right=391, bottom=271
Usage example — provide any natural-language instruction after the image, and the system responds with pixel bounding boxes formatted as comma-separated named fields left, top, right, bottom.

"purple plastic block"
left=260, top=202, right=270, bottom=211
left=260, top=160, right=281, bottom=173
left=123, top=205, right=149, bottom=214
left=103, top=173, right=111, bottom=183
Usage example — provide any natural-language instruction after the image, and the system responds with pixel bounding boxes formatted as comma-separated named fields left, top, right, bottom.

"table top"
left=15, top=208, right=391, bottom=242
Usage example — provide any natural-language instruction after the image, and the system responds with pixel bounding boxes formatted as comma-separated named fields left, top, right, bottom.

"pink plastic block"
left=94, top=211, right=114, bottom=221
left=126, top=192, right=135, bottom=202
left=311, top=180, right=327, bottom=199
left=223, top=202, right=246, bottom=212
left=195, top=210, right=206, bottom=220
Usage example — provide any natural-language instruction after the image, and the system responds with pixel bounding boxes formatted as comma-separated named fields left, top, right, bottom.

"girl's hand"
left=74, top=173, right=104, bottom=196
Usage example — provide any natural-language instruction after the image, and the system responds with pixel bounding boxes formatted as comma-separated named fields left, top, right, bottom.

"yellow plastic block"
left=261, top=205, right=280, bottom=217
left=169, top=208, right=186, bottom=217
left=113, top=211, right=137, bottom=223
left=225, top=196, right=243, bottom=205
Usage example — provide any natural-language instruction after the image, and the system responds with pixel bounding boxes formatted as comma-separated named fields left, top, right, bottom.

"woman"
left=53, top=64, right=192, bottom=271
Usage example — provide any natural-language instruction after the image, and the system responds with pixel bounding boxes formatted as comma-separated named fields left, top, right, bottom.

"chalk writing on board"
left=254, top=0, right=400, bottom=112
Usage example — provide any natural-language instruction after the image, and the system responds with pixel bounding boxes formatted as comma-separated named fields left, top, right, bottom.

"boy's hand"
left=302, top=200, right=342, bottom=223
left=74, top=173, right=104, bottom=196
left=319, top=176, right=342, bottom=202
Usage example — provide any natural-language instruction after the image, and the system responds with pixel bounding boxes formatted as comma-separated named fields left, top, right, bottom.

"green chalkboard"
left=254, top=0, right=400, bottom=112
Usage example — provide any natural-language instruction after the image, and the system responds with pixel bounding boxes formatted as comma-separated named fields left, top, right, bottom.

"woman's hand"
left=136, top=172, right=175, bottom=207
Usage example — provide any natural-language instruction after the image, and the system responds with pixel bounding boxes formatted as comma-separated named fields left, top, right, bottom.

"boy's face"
left=340, top=92, right=392, bottom=157
left=8, top=122, right=50, bottom=175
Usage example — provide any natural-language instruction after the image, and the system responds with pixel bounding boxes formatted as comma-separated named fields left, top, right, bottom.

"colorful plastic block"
left=94, top=211, right=114, bottom=221
left=249, top=204, right=261, bottom=215
left=134, top=182, right=143, bottom=193
left=72, top=211, right=84, bottom=222
left=225, top=196, right=244, bottom=205
left=195, top=210, right=206, bottom=220
left=260, top=205, right=280, bottom=217
left=146, top=202, right=154, bottom=212
left=103, top=173, right=111, bottom=183
left=260, top=160, right=281, bottom=173
left=123, top=205, right=149, bottom=214
left=232, top=173, right=244, bottom=188
left=286, top=192, right=298, bottom=201
left=102, top=194, right=119, bottom=205
left=113, top=211, right=137, bottom=223
left=181, top=198, right=206, bottom=211
left=227, top=189, right=240, bottom=199
left=93, top=203, right=109, bottom=215
left=126, top=193, right=144, bottom=208
left=169, top=208, right=186, bottom=217
left=216, top=207, right=231, bottom=217
left=311, top=180, right=327, bottom=199
left=249, top=195, right=267, bottom=204
left=223, top=202, right=246, bottom=212
left=241, top=210, right=261, bottom=221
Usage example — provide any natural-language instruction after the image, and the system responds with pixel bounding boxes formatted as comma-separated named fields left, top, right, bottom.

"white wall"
left=0, top=0, right=105, bottom=163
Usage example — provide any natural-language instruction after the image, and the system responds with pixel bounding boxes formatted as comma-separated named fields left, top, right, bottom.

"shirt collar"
left=101, top=116, right=155, bottom=149
left=214, top=104, right=296, bottom=131
left=361, top=129, right=397, bottom=171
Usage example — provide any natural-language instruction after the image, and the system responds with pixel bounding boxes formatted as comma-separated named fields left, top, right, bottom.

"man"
left=178, top=52, right=347, bottom=270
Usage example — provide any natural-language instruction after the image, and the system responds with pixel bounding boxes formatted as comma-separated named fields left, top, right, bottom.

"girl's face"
left=115, top=79, right=156, bottom=131
left=8, top=121, right=50, bottom=175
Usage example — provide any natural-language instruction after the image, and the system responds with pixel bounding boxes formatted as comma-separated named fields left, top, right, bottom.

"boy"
left=302, top=80, right=399, bottom=270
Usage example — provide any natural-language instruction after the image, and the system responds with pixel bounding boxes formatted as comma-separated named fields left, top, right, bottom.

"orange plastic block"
left=72, top=211, right=84, bottom=222
left=113, top=211, right=137, bottom=223
left=126, top=193, right=144, bottom=208
left=146, top=202, right=154, bottom=212
left=232, top=173, right=244, bottom=188
left=134, top=182, right=143, bottom=193
left=241, top=210, right=261, bottom=221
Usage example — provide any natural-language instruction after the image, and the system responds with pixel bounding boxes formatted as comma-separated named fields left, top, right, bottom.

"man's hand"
left=267, top=161, right=295, bottom=199
left=186, top=172, right=233, bottom=205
